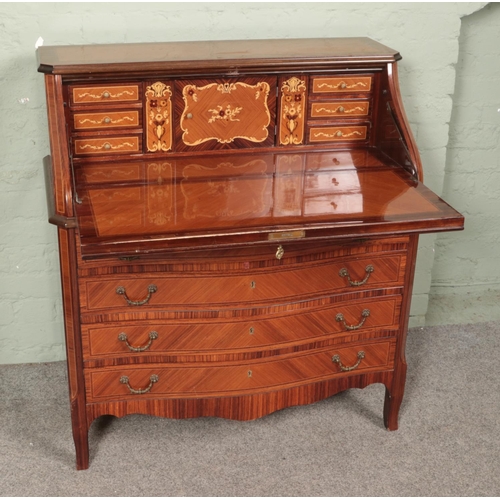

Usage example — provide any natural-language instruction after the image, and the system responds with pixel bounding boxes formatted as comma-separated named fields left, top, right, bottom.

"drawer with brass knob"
left=70, top=84, right=141, bottom=105
left=308, top=125, right=368, bottom=144
left=311, top=75, right=373, bottom=94
left=73, top=110, right=141, bottom=130
left=309, top=100, right=370, bottom=119
left=74, top=136, right=142, bottom=155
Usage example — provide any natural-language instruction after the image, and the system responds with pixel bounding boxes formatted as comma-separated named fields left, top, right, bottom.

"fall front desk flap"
left=74, top=149, right=464, bottom=258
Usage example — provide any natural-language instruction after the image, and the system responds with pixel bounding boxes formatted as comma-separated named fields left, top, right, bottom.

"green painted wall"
left=427, top=3, right=500, bottom=325
left=0, top=2, right=487, bottom=364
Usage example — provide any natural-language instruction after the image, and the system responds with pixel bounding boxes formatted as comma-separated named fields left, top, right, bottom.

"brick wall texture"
left=0, top=3, right=488, bottom=364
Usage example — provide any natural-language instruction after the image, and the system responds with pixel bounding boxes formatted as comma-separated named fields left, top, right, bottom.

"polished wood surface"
left=73, top=150, right=463, bottom=258
left=82, top=295, right=402, bottom=361
left=86, top=340, right=395, bottom=401
left=37, top=37, right=401, bottom=75
left=38, top=38, right=464, bottom=469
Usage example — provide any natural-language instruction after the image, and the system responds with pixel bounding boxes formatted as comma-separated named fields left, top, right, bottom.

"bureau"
left=37, top=37, right=464, bottom=470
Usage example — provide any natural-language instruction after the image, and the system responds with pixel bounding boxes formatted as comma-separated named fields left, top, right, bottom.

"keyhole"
left=250, top=281, right=256, bottom=289
left=247, top=370, right=252, bottom=378
left=249, top=327, right=254, bottom=335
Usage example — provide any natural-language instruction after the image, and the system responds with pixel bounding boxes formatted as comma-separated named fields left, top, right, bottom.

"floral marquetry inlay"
left=145, top=82, right=173, bottom=152
left=279, top=76, right=307, bottom=146
left=179, top=80, right=273, bottom=147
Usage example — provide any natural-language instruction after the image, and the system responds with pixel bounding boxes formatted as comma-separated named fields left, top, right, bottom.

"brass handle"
left=340, top=82, right=347, bottom=89
left=120, top=374, right=159, bottom=394
left=332, top=351, right=365, bottom=372
left=116, top=284, right=157, bottom=306
left=103, top=117, right=111, bottom=124
left=338, top=106, right=345, bottom=113
left=102, top=91, right=110, bottom=98
left=335, top=309, right=370, bottom=331
left=336, top=130, right=343, bottom=137
left=339, top=264, right=374, bottom=286
left=276, top=245, right=284, bottom=260
left=118, top=331, right=158, bottom=352
left=103, top=142, right=111, bottom=150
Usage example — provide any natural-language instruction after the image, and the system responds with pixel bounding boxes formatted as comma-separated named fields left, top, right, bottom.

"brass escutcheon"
left=276, top=245, right=285, bottom=260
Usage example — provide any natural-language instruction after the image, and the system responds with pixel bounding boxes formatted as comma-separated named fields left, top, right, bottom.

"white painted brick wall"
left=0, top=2, right=485, bottom=363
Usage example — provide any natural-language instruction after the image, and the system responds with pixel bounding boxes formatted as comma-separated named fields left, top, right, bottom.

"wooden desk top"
left=37, top=37, right=401, bottom=75
left=74, top=149, right=463, bottom=258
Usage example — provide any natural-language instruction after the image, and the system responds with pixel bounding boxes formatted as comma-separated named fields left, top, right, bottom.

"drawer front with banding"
left=85, top=339, right=396, bottom=401
left=80, top=254, right=405, bottom=313
left=82, top=295, right=402, bottom=359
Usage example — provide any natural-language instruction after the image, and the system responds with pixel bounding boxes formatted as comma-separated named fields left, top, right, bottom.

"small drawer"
left=85, top=339, right=396, bottom=400
left=80, top=253, right=405, bottom=312
left=74, top=136, right=141, bottom=155
left=310, top=101, right=370, bottom=119
left=308, top=126, right=368, bottom=143
left=312, top=76, right=372, bottom=94
left=71, top=84, right=140, bottom=104
left=81, top=295, right=402, bottom=359
left=73, top=110, right=140, bottom=130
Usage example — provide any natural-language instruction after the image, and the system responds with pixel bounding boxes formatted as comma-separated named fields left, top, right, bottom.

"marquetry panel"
left=308, top=126, right=368, bottom=143
left=71, top=84, right=140, bottom=104
left=279, top=76, right=307, bottom=145
left=74, top=136, right=141, bottom=155
left=312, top=76, right=372, bottom=93
left=145, top=81, right=172, bottom=152
left=81, top=295, right=401, bottom=360
left=85, top=339, right=395, bottom=401
left=176, top=77, right=276, bottom=150
left=310, top=100, right=370, bottom=118
left=73, top=110, right=140, bottom=130
left=80, top=253, right=405, bottom=312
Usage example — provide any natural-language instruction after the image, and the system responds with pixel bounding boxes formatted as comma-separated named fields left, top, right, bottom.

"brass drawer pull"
left=335, top=309, right=370, bottom=331
left=118, top=331, right=158, bottom=352
left=339, top=264, right=374, bottom=286
left=116, top=284, right=157, bottom=306
left=120, top=374, right=159, bottom=394
left=332, top=351, right=365, bottom=372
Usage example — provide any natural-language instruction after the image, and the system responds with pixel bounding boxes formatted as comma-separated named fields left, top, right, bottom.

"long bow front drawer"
left=85, top=339, right=395, bottom=401
left=80, top=254, right=405, bottom=312
left=82, top=295, right=402, bottom=359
